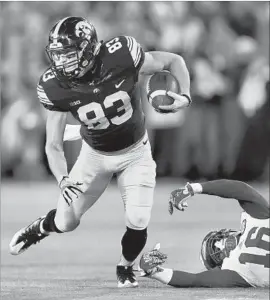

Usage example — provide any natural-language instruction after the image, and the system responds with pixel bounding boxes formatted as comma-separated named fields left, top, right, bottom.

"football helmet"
left=200, top=229, right=241, bottom=270
left=45, top=16, right=100, bottom=80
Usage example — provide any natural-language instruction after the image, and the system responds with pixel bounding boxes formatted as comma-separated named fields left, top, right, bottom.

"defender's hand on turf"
left=168, top=183, right=194, bottom=215
left=59, top=176, right=83, bottom=206
left=159, top=91, right=191, bottom=112
left=139, top=243, right=167, bottom=276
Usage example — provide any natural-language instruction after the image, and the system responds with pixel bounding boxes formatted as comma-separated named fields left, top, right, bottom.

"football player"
left=9, top=16, right=191, bottom=288
left=139, top=179, right=269, bottom=287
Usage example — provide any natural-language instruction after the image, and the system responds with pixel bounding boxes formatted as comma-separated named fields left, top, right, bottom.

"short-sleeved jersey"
left=222, top=211, right=269, bottom=287
left=37, top=36, right=146, bottom=152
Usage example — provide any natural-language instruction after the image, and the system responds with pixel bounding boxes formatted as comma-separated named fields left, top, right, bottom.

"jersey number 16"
left=239, top=227, right=270, bottom=268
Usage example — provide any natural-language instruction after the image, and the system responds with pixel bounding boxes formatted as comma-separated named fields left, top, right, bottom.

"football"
left=146, top=71, right=180, bottom=113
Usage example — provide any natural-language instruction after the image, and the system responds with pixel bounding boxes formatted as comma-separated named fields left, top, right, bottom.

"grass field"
left=1, top=179, right=269, bottom=300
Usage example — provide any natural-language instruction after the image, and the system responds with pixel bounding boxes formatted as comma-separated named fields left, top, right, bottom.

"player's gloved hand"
left=168, top=182, right=194, bottom=215
left=159, top=92, right=191, bottom=112
left=59, top=176, right=83, bottom=206
left=139, top=243, right=167, bottom=276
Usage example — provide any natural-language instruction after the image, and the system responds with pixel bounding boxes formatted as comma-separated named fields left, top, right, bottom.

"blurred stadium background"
left=1, top=2, right=269, bottom=300
left=1, top=1, right=269, bottom=182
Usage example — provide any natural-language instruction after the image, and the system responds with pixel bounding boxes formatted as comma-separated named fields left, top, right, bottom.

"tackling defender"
left=9, top=16, right=191, bottom=288
left=139, top=179, right=269, bottom=287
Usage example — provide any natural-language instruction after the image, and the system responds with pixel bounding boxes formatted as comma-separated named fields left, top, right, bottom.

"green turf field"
left=1, top=179, right=269, bottom=300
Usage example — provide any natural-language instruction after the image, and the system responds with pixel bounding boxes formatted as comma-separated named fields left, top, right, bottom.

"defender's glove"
left=168, top=182, right=194, bottom=215
left=139, top=243, right=167, bottom=276
left=59, top=176, right=83, bottom=206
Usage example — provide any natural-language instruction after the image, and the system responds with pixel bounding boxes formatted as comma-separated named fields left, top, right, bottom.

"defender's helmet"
left=200, top=229, right=240, bottom=270
left=46, top=16, right=99, bottom=79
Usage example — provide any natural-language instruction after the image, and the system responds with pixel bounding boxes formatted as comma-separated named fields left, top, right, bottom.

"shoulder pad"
left=101, top=36, right=144, bottom=71
left=37, top=82, right=54, bottom=109
left=39, top=68, right=57, bottom=86
left=123, top=36, right=144, bottom=69
left=37, top=68, right=68, bottom=111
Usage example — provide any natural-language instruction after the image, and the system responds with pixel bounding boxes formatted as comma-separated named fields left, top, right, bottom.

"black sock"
left=121, top=227, right=147, bottom=262
left=42, top=209, right=62, bottom=233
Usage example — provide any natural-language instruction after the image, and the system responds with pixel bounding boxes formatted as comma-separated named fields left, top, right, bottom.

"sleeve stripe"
left=37, top=89, right=45, bottom=94
left=134, top=51, right=142, bottom=67
left=127, top=36, right=133, bottom=52
left=37, top=94, right=52, bottom=102
left=127, top=36, right=131, bottom=49
left=39, top=98, right=54, bottom=106
left=37, top=91, right=49, bottom=98
left=38, top=95, right=50, bottom=101
left=37, top=86, right=54, bottom=106
left=126, top=36, right=141, bottom=67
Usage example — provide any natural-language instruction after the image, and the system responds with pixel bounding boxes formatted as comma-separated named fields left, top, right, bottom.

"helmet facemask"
left=200, top=229, right=240, bottom=270
left=46, top=38, right=98, bottom=79
left=45, top=17, right=99, bottom=81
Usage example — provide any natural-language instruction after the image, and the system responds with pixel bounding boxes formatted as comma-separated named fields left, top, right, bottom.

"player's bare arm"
left=139, top=244, right=251, bottom=288
left=45, top=110, right=83, bottom=206
left=169, top=179, right=269, bottom=219
left=140, top=51, right=191, bottom=111
left=45, top=110, right=68, bottom=183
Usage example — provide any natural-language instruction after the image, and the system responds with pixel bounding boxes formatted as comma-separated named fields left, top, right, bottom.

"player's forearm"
left=151, top=269, right=216, bottom=288
left=45, top=144, right=68, bottom=184
left=190, top=180, right=269, bottom=218
left=151, top=268, right=250, bottom=288
left=191, top=180, right=268, bottom=207
left=167, top=55, right=191, bottom=99
left=151, top=268, right=197, bottom=287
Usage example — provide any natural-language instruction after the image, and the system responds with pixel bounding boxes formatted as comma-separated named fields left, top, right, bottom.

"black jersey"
left=37, top=36, right=146, bottom=152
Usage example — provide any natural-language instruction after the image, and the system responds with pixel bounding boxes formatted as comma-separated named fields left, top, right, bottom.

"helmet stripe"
left=52, top=17, right=70, bottom=39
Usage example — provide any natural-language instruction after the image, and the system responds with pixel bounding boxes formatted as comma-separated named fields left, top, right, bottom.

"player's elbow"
left=45, top=141, right=64, bottom=157
left=169, top=54, right=187, bottom=70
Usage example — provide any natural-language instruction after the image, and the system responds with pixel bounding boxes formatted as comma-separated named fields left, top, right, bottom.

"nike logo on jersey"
left=143, top=139, right=148, bottom=145
left=115, top=79, right=125, bottom=89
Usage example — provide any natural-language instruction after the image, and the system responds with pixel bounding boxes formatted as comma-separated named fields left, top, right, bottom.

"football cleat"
left=9, top=216, right=49, bottom=255
left=116, top=265, right=138, bottom=288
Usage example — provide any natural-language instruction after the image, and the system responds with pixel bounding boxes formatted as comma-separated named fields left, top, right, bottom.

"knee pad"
left=125, top=206, right=152, bottom=230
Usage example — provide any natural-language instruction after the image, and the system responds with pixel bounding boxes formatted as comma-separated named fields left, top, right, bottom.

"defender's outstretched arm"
left=197, top=180, right=269, bottom=219
left=170, top=180, right=269, bottom=219
left=152, top=268, right=251, bottom=288
left=139, top=245, right=251, bottom=288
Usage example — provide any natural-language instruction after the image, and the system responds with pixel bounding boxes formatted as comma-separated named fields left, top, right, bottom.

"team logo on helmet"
left=75, top=21, right=93, bottom=39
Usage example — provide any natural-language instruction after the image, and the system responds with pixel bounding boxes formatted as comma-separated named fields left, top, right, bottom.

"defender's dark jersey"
left=37, top=36, right=146, bottom=152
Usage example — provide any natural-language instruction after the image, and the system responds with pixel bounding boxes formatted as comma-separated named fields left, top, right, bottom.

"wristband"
left=181, top=94, right=192, bottom=106
left=189, top=183, right=202, bottom=194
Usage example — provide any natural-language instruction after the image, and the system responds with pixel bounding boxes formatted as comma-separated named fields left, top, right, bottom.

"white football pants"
left=54, top=132, right=156, bottom=232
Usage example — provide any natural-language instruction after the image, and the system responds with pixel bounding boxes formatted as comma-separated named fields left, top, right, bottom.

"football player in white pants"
left=9, top=16, right=191, bottom=288
left=139, top=179, right=269, bottom=288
